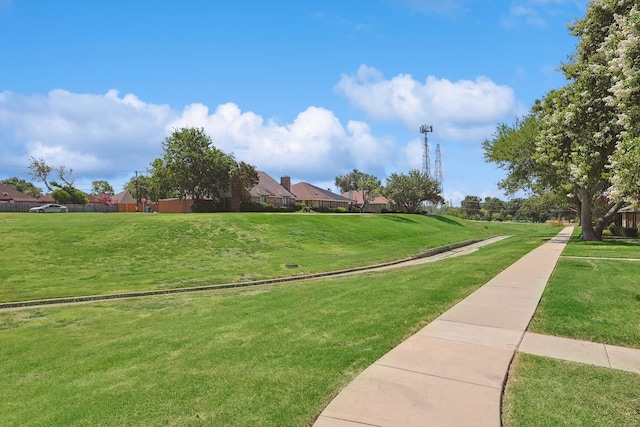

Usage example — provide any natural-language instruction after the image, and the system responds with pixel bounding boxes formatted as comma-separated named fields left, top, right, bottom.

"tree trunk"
left=579, top=189, right=598, bottom=241
left=593, top=200, right=625, bottom=240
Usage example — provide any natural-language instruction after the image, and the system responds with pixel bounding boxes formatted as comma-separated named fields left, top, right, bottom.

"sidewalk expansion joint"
left=373, top=363, right=502, bottom=390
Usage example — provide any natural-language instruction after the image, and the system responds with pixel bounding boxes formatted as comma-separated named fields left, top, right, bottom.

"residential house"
left=292, top=182, right=354, bottom=210
left=341, top=191, right=397, bottom=213
left=0, top=185, right=40, bottom=211
left=112, top=190, right=142, bottom=212
left=619, top=205, right=639, bottom=229
left=0, top=185, right=40, bottom=204
left=250, top=173, right=296, bottom=208
left=38, top=192, right=106, bottom=205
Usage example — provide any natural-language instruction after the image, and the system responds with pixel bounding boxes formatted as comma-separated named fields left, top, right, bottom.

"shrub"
left=239, top=200, right=299, bottom=213
left=609, top=224, right=639, bottom=237
left=191, top=199, right=218, bottom=213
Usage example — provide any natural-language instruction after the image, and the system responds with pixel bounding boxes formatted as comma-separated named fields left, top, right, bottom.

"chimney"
left=280, top=176, right=291, bottom=191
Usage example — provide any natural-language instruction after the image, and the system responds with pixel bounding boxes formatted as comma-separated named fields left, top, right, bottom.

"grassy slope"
left=0, top=220, right=557, bottom=426
left=1, top=212, right=540, bottom=302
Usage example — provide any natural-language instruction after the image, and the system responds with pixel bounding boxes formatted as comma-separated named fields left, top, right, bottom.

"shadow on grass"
left=431, top=215, right=463, bottom=226
left=573, top=237, right=640, bottom=247
left=380, top=215, right=419, bottom=224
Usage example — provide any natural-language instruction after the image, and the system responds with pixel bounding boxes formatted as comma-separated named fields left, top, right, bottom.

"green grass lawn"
left=0, top=221, right=557, bottom=426
left=528, top=257, right=640, bottom=348
left=563, top=231, right=640, bottom=259
left=503, top=354, right=640, bottom=427
left=0, top=212, right=546, bottom=303
left=504, top=232, right=640, bottom=426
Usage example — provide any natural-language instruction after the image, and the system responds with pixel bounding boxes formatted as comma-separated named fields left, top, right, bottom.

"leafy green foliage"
left=483, top=0, right=639, bottom=240
left=482, top=115, right=543, bottom=195
left=335, top=169, right=382, bottom=213
left=90, top=180, right=114, bottom=196
left=50, top=186, right=88, bottom=204
left=383, top=169, right=441, bottom=213
left=27, top=156, right=54, bottom=191
left=0, top=177, right=43, bottom=198
left=150, top=127, right=258, bottom=206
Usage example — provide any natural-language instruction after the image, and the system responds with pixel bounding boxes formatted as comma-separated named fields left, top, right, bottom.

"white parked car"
left=29, top=204, right=69, bottom=213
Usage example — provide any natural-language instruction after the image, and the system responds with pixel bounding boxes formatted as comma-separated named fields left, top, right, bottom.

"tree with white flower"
left=485, top=0, right=638, bottom=241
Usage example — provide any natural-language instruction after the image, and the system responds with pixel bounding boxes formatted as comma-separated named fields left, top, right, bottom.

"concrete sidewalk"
left=519, top=332, right=640, bottom=374
left=314, top=227, right=575, bottom=427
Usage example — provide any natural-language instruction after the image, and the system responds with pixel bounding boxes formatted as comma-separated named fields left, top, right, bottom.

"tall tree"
left=383, top=169, right=440, bottom=213
left=0, top=177, right=43, bottom=198
left=484, top=0, right=639, bottom=240
left=482, top=197, right=506, bottom=221
left=27, top=156, right=87, bottom=204
left=606, top=3, right=640, bottom=207
left=229, top=161, right=259, bottom=211
left=124, top=172, right=175, bottom=203
left=461, top=195, right=481, bottom=220
left=91, top=180, right=115, bottom=196
left=50, top=187, right=88, bottom=205
left=27, top=156, right=54, bottom=191
left=335, top=169, right=382, bottom=213
left=150, top=127, right=257, bottom=208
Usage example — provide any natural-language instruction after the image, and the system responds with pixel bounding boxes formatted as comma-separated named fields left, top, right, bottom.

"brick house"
left=249, top=172, right=296, bottom=208
left=0, top=185, right=40, bottom=203
left=292, top=182, right=354, bottom=209
left=341, top=191, right=397, bottom=213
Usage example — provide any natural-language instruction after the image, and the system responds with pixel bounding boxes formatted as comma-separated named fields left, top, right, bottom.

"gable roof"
left=292, top=182, right=354, bottom=202
left=112, top=190, right=137, bottom=204
left=0, top=185, right=40, bottom=203
left=250, top=172, right=296, bottom=198
left=39, top=191, right=106, bottom=204
left=619, top=205, right=639, bottom=213
left=342, top=191, right=391, bottom=205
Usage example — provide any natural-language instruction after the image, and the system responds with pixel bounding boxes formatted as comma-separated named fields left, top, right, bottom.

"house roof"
left=341, top=191, right=391, bottom=205
left=112, top=190, right=137, bottom=204
left=292, top=182, right=355, bottom=202
left=39, top=191, right=106, bottom=204
left=250, top=171, right=296, bottom=199
left=619, top=205, right=639, bottom=213
left=0, top=185, right=40, bottom=203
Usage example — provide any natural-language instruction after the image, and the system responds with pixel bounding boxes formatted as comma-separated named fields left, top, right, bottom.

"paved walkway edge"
left=314, top=227, right=575, bottom=427
left=519, top=332, right=640, bottom=374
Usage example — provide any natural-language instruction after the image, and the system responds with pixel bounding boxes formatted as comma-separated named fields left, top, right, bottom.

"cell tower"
left=434, top=143, right=443, bottom=199
left=420, top=124, right=433, bottom=177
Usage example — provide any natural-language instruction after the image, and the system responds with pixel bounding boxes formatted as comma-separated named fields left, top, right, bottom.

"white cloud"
left=501, top=5, right=548, bottom=27
left=0, top=89, right=397, bottom=190
left=0, top=90, right=173, bottom=181
left=500, top=0, right=589, bottom=28
left=334, top=64, right=522, bottom=142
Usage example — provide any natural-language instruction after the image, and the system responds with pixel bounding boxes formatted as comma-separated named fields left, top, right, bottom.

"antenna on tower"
left=420, top=124, right=433, bottom=177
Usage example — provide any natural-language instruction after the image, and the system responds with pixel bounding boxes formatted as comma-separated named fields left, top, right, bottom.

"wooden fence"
left=0, top=202, right=117, bottom=213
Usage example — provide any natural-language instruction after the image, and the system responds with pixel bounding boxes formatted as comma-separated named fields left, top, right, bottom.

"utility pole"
left=135, top=170, right=139, bottom=213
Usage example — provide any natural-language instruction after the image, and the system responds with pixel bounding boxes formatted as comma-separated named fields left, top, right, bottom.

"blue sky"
left=0, top=0, right=588, bottom=204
